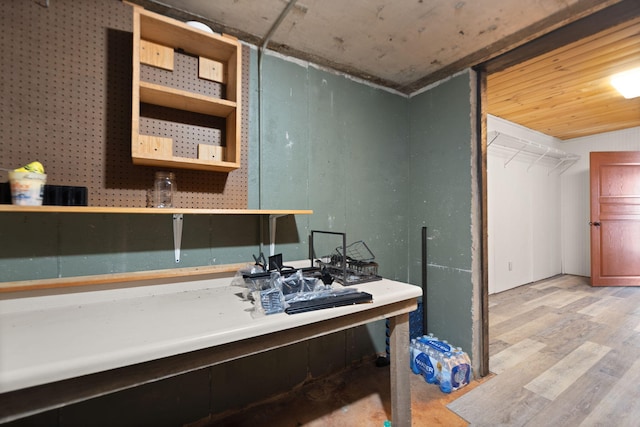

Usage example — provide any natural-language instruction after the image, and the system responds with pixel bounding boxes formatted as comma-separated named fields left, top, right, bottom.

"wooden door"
left=590, top=151, right=640, bottom=286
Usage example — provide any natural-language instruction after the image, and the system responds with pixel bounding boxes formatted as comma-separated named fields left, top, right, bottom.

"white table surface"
left=0, top=265, right=421, bottom=394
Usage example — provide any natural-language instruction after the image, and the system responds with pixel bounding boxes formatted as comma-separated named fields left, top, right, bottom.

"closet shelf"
left=488, top=130, right=580, bottom=174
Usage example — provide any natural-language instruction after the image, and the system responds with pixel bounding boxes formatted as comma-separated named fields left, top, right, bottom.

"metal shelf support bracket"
left=269, top=214, right=287, bottom=256
left=173, top=214, right=184, bottom=263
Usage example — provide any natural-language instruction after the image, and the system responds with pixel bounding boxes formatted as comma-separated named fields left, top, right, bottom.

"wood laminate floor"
left=207, top=274, right=639, bottom=426
left=448, top=274, right=640, bottom=426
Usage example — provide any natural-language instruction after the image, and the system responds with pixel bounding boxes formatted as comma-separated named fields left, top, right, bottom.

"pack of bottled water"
left=410, top=333, right=471, bottom=393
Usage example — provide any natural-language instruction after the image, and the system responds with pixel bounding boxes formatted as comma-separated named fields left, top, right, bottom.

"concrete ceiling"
left=129, top=0, right=624, bottom=93
left=129, top=0, right=640, bottom=138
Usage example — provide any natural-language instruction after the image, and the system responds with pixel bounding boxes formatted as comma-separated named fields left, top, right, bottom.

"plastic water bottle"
left=409, top=334, right=472, bottom=392
left=455, top=347, right=472, bottom=366
left=410, top=339, right=419, bottom=374
left=450, top=347, right=471, bottom=390
left=411, top=342, right=437, bottom=383
left=438, top=355, right=453, bottom=393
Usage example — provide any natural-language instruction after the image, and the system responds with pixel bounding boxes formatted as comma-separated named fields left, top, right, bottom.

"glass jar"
left=153, top=171, right=175, bottom=208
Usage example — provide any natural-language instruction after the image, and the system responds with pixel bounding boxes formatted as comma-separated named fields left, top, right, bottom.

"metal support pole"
left=422, top=226, right=428, bottom=334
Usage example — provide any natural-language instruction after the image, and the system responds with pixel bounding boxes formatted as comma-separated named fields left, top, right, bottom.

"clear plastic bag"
left=280, top=269, right=318, bottom=296
left=233, top=264, right=361, bottom=317
left=253, top=286, right=286, bottom=316
left=230, top=263, right=268, bottom=301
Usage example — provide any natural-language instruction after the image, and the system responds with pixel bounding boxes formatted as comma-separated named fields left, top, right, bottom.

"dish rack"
left=310, top=231, right=381, bottom=285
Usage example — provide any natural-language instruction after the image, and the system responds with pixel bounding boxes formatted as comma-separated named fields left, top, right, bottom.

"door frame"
left=472, top=0, right=640, bottom=378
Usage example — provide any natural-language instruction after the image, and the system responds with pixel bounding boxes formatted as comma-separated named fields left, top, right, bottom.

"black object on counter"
left=43, top=185, right=88, bottom=206
left=0, top=182, right=10, bottom=204
left=0, top=182, right=88, bottom=206
left=285, top=291, right=373, bottom=315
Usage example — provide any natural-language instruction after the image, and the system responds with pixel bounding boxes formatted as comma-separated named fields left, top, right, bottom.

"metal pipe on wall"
left=422, top=226, right=428, bottom=334
left=257, top=0, right=299, bottom=253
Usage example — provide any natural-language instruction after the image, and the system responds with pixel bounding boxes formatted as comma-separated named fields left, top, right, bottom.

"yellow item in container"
left=14, top=161, right=45, bottom=174
left=9, top=171, right=47, bottom=206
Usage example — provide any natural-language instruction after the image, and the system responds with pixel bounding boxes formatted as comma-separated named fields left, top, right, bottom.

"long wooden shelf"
left=0, top=263, right=250, bottom=293
left=0, top=206, right=313, bottom=215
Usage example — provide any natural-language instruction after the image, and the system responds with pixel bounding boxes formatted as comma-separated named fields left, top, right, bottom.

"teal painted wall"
left=199, top=50, right=410, bottom=416
left=0, top=17, right=475, bottom=336
left=0, top=213, right=263, bottom=281
left=407, top=72, right=474, bottom=355
left=0, top=49, right=415, bottom=424
left=255, top=52, right=410, bottom=282
left=1, top=2, right=478, bottom=421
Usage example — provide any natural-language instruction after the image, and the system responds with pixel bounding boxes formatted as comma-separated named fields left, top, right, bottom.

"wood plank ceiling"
left=488, top=15, right=640, bottom=140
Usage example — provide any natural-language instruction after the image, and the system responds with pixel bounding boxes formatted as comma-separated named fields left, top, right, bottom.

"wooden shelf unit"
left=132, top=7, right=242, bottom=172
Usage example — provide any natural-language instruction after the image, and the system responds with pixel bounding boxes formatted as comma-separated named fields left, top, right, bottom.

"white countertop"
left=0, top=264, right=421, bottom=394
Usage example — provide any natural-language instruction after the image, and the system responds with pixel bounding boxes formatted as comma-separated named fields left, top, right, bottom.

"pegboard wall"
left=0, top=0, right=249, bottom=208
left=139, top=51, right=225, bottom=160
